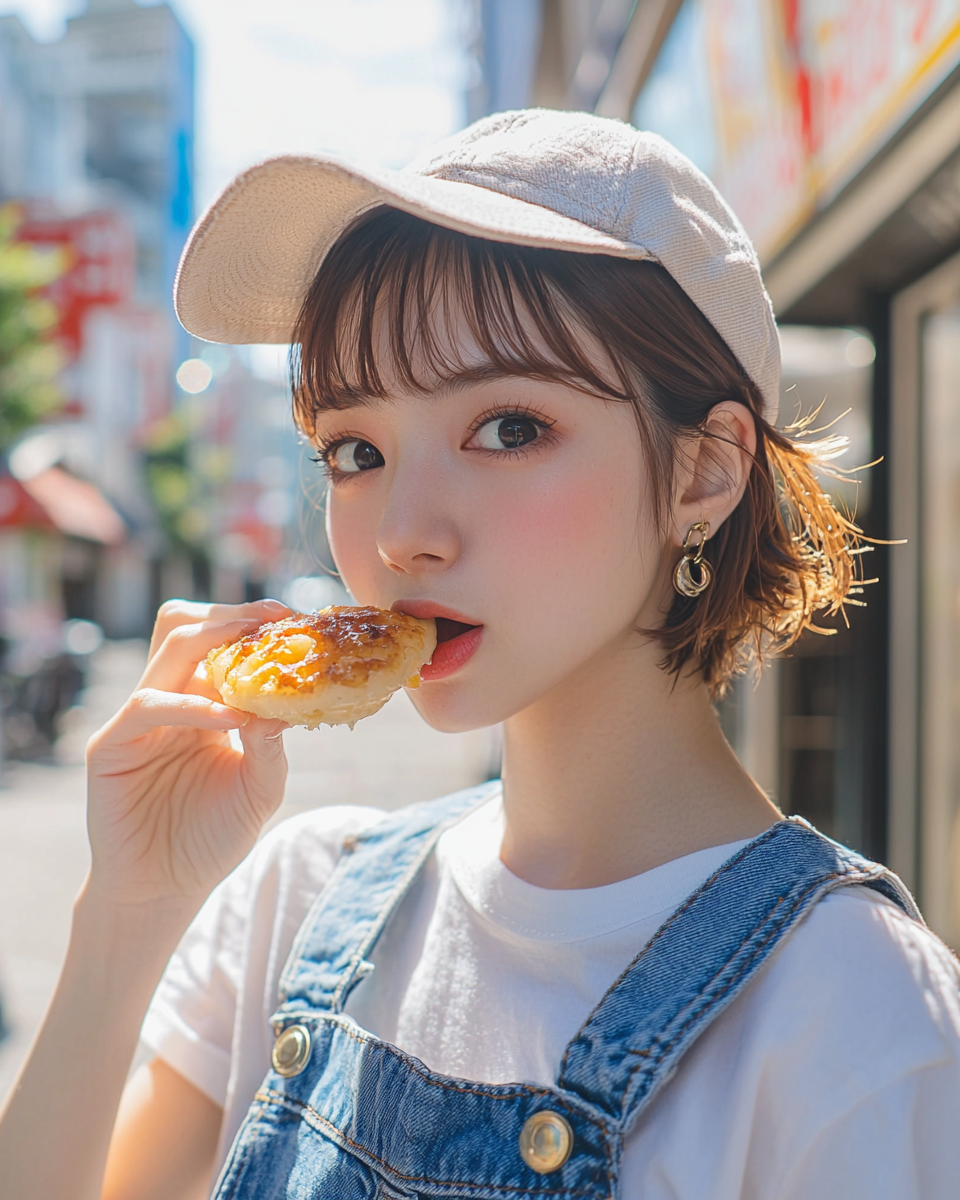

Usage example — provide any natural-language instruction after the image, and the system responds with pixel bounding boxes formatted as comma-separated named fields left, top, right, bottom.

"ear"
left=671, top=401, right=757, bottom=545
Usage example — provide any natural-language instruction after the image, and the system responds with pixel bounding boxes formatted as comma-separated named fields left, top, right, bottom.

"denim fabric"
left=212, top=785, right=920, bottom=1200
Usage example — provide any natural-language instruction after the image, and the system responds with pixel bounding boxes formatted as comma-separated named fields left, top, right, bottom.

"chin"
left=405, top=656, right=565, bottom=734
left=406, top=683, right=505, bottom=734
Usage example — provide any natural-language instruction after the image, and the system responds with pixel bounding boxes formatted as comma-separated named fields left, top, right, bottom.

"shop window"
left=780, top=639, right=839, bottom=836
left=890, top=246, right=960, bottom=948
left=722, top=327, right=879, bottom=849
left=60, top=537, right=98, bottom=623
left=776, top=327, right=877, bottom=849
left=918, top=301, right=960, bottom=942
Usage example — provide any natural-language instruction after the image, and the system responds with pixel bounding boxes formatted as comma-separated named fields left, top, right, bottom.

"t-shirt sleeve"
left=778, top=1062, right=960, bottom=1200
left=622, top=886, right=960, bottom=1200
left=742, top=890, right=960, bottom=1200
left=140, top=805, right=385, bottom=1107
left=140, top=853, right=253, bottom=1104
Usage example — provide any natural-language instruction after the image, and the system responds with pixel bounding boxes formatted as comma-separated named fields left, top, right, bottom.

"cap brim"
left=174, top=154, right=652, bottom=344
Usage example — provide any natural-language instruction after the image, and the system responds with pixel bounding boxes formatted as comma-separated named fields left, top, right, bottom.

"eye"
left=475, top=415, right=543, bottom=451
left=327, top=439, right=384, bottom=474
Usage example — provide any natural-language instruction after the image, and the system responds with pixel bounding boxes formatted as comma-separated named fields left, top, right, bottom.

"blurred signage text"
left=636, top=0, right=960, bottom=258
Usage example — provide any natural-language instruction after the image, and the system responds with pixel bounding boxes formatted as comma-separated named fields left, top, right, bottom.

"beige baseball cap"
left=174, top=108, right=781, bottom=420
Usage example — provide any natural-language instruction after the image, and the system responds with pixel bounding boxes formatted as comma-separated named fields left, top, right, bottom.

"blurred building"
left=0, top=1, right=319, bottom=711
left=466, top=0, right=681, bottom=119
left=0, top=0, right=194, bottom=310
left=468, top=0, right=960, bottom=949
left=147, top=342, right=310, bottom=610
left=0, top=0, right=195, bottom=657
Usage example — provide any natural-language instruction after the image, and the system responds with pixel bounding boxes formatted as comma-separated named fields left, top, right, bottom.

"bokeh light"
left=175, top=358, right=214, bottom=393
left=844, top=335, right=876, bottom=368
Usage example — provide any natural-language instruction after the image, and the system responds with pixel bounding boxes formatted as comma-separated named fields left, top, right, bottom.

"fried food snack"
left=205, top=606, right=437, bottom=729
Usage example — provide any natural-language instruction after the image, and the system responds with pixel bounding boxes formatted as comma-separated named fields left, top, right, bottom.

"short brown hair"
left=292, top=207, right=861, bottom=696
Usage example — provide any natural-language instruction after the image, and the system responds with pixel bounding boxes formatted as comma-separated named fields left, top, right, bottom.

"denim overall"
left=212, top=782, right=920, bottom=1200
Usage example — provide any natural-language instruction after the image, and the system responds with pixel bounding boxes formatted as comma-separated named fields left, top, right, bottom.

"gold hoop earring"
left=674, top=521, right=712, bottom=598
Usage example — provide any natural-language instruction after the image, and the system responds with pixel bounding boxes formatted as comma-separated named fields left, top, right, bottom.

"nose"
left=376, top=461, right=462, bottom=576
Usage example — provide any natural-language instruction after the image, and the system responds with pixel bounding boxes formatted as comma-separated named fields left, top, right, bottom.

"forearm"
left=0, top=880, right=199, bottom=1200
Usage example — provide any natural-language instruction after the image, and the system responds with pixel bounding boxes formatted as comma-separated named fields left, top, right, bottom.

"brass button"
left=519, top=1110, right=573, bottom=1173
left=271, top=1024, right=311, bottom=1077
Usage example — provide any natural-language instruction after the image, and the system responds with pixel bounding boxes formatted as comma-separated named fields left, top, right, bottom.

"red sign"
left=16, top=210, right=136, bottom=358
left=645, top=0, right=960, bottom=259
left=0, top=475, right=53, bottom=530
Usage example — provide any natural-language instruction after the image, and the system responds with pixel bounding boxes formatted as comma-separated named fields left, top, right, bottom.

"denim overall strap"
left=276, top=780, right=500, bottom=1015
left=557, top=817, right=921, bottom=1134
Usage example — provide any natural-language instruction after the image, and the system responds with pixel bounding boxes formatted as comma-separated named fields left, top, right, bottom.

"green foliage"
left=142, top=409, right=211, bottom=553
left=0, top=204, right=68, bottom=451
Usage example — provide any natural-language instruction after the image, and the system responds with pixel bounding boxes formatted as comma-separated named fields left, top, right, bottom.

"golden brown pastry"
left=205, top=606, right=437, bottom=729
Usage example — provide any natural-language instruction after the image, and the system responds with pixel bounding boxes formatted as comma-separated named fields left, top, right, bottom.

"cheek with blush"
left=476, top=455, right=655, bottom=620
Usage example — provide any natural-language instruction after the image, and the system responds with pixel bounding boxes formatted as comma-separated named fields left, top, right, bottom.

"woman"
left=2, top=109, right=958, bottom=1200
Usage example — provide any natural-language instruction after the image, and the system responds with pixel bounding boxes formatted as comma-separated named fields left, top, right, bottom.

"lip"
left=419, top=625, right=483, bottom=681
left=392, top=600, right=483, bottom=626
left=392, top=600, right=484, bottom=682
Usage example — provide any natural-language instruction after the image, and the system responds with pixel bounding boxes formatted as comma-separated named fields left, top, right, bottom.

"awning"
left=19, top=467, right=125, bottom=545
left=0, top=474, right=55, bottom=530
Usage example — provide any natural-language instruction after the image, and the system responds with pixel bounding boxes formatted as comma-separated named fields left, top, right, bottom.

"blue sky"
left=0, top=0, right=469, bottom=209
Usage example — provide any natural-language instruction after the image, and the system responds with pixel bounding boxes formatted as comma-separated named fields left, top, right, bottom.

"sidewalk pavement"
left=0, top=640, right=499, bottom=1101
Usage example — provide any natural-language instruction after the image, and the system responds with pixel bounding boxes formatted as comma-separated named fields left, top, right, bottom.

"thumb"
left=237, top=718, right=289, bottom=816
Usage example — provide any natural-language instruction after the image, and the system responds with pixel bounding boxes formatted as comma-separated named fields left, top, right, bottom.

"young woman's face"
left=314, top=318, right=672, bottom=732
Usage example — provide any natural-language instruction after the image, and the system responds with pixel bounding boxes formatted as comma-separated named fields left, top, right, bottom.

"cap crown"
left=411, top=110, right=780, bottom=416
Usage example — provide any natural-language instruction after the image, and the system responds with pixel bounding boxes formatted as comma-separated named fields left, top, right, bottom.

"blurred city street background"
left=3, top=0, right=960, bottom=1101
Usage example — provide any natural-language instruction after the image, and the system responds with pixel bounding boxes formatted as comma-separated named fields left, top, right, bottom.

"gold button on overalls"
left=271, top=1025, right=312, bottom=1078
left=518, top=1110, right=573, bottom=1173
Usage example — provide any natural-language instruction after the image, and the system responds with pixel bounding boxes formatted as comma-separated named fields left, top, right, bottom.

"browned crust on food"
left=206, top=607, right=433, bottom=697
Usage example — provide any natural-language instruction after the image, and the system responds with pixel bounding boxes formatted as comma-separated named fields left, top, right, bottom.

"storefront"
left=630, top=0, right=960, bottom=946
left=889, top=254, right=960, bottom=948
left=471, top=0, right=960, bottom=945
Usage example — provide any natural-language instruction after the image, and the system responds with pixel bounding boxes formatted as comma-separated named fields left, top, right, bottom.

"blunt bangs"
left=290, top=205, right=643, bottom=423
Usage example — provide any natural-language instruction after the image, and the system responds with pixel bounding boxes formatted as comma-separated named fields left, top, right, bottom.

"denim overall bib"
left=212, top=782, right=920, bottom=1200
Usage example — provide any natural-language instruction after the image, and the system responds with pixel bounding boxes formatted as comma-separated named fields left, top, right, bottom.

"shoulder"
left=172, top=805, right=390, bottom=984
left=628, top=885, right=960, bottom=1196
left=213, top=785, right=496, bottom=937
left=769, top=886, right=960, bottom=1041
left=244, top=804, right=389, bottom=890
left=731, top=885, right=960, bottom=1115
left=644, top=885, right=960, bottom=1189
left=142, top=810, right=386, bottom=1040
left=737, top=888, right=960, bottom=1191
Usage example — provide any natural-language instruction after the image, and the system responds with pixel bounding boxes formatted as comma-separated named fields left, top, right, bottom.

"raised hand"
left=85, top=597, right=293, bottom=909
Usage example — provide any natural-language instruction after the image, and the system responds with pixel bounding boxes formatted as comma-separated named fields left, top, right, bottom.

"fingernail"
left=260, top=599, right=288, bottom=614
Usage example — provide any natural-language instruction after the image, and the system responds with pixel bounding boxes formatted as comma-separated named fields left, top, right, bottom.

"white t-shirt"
left=142, top=794, right=960, bottom=1199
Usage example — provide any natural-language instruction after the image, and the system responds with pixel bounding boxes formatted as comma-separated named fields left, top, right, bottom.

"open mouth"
left=420, top=617, right=483, bottom=681
left=435, top=617, right=481, bottom=644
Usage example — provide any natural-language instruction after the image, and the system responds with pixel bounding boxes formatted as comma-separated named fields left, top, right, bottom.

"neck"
left=499, top=632, right=780, bottom=889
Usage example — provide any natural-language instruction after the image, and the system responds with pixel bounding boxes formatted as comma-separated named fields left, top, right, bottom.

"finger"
left=183, top=663, right=224, bottom=702
left=141, top=618, right=264, bottom=694
left=147, top=599, right=214, bottom=661
left=148, top=598, right=291, bottom=661
left=237, top=719, right=290, bottom=815
left=97, top=689, right=249, bottom=745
